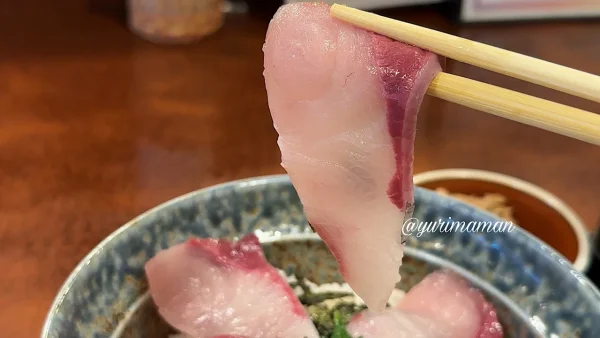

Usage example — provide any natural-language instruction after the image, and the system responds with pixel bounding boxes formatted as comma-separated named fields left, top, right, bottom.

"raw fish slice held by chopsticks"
left=145, top=234, right=319, bottom=338
left=263, top=2, right=442, bottom=311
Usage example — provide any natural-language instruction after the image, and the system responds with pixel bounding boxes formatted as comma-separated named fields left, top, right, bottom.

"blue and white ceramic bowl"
left=41, top=175, right=600, bottom=338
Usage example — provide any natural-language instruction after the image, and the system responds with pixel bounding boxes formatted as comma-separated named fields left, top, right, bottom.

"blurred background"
left=0, top=0, right=599, bottom=336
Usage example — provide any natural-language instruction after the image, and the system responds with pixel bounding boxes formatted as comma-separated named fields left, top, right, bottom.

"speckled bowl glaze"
left=42, top=175, right=600, bottom=338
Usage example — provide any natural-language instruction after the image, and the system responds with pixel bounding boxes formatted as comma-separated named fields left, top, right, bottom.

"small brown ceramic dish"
left=414, top=169, right=591, bottom=272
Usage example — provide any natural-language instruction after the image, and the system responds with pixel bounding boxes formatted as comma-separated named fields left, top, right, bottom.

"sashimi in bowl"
left=144, top=233, right=502, bottom=338
left=42, top=176, right=600, bottom=338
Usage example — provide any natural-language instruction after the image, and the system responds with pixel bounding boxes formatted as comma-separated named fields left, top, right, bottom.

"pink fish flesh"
left=263, top=2, right=442, bottom=311
left=348, top=270, right=503, bottom=338
left=347, top=309, right=452, bottom=338
left=145, top=234, right=319, bottom=338
left=397, top=270, right=504, bottom=338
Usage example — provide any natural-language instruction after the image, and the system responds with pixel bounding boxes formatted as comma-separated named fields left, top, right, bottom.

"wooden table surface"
left=1, top=1, right=599, bottom=337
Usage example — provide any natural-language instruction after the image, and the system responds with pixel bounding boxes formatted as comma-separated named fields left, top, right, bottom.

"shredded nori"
left=301, top=291, right=355, bottom=306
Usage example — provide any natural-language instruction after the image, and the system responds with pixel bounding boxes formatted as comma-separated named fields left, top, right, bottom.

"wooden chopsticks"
left=428, top=73, right=600, bottom=146
left=330, top=4, right=600, bottom=146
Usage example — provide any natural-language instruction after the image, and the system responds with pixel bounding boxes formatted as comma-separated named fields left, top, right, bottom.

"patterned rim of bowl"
left=413, top=168, right=591, bottom=272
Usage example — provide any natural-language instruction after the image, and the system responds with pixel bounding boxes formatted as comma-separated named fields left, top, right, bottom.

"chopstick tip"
left=330, top=3, right=349, bottom=12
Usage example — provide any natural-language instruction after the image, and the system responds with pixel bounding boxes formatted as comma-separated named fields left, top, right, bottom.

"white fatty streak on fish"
left=264, top=2, right=406, bottom=312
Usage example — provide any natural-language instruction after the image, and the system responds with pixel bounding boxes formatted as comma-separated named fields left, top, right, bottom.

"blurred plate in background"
left=414, top=168, right=592, bottom=272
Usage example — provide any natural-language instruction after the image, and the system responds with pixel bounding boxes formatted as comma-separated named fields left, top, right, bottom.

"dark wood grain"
left=1, top=1, right=599, bottom=337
